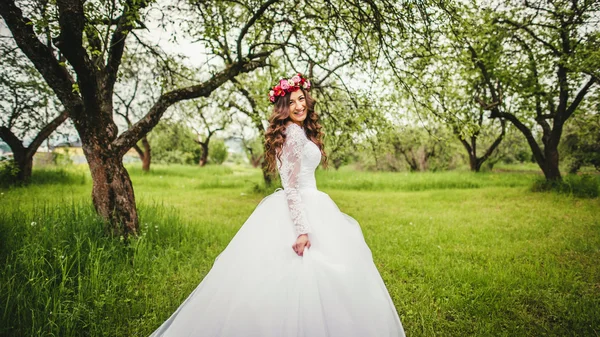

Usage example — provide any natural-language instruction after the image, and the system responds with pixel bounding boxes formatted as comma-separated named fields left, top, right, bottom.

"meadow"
left=0, top=164, right=599, bottom=337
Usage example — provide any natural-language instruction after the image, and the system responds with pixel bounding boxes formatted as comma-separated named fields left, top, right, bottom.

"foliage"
left=393, top=0, right=599, bottom=179
left=560, top=110, right=600, bottom=173
left=355, top=123, right=463, bottom=172
left=241, top=136, right=265, bottom=168
left=0, top=158, right=19, bottom=187
left=51, top=149, right=74, bottom=167
left=317, top=90, right=379, bottom=170
left=395, top=5, right=508, bottom=172
left=0, top=35, right=63, bottom=142
left=483, top=125, right=534, bottom=170
left=208, top=139, right=228, bottom=165
left=146, top=121, right=200, bottom=165
left=532, top=174, right=599, bottom=198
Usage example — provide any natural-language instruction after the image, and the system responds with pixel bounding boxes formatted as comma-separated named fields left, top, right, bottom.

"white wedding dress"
left=150, top=123, right=405, bottom=337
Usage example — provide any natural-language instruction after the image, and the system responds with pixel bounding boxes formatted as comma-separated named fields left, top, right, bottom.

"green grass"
left=0, top=164, right=599, bottom=336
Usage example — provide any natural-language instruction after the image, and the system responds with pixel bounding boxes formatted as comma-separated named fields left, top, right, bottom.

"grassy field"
left=0, top=164, right=599, bottom=336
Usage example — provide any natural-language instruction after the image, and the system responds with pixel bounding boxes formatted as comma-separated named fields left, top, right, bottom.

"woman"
left=150, top=73, right=405, bottom=337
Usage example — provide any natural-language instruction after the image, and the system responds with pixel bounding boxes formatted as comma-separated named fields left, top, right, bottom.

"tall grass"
left=0, top=200, right=228, bottom=337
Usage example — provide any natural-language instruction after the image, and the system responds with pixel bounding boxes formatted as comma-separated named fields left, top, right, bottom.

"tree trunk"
left=199, top=141, right=208, bottom=167
left=333, top=157, right=343, bottom=170
left=86, top=148, right=138, bottom=237
left=542, top=145, right=561, bottom=181
left=469, top=154, right=481, bottom=172
left=11, top=148, right=33, bottom=182
left=460, top=139, right=482, bottom=172
left=141, top=136, right=151, bottom=171
left=16, top=155, right=33, bottom=182
left=133, top=136, right=151, bottom=172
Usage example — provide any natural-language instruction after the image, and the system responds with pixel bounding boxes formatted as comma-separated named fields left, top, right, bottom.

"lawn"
left=0, top=164, right=598, bottom=336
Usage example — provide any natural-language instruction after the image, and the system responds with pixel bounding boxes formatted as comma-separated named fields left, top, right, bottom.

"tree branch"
left=55, top=0, right=98, bottom=99
left=0, top=0, right=81, bottom=113
left=113, top=58, right=268, bottom=156
left=26, top=110, right=69, bottom=157
left=564, top=75, right=597, bottom=120
left=496, top=18, right=561, bottom=56
left=0, top=126, right=25, bottom=153
left=479, top=119, right=506, bottom=164
left=106, top=0, right=150, bottom=92
left=236, top=0, right=278, bottom=62
left=492, top=110, right=546, bottom=166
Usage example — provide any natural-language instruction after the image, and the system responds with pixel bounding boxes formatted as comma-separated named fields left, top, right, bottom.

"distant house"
left=51, top=139, right=82, bottom=150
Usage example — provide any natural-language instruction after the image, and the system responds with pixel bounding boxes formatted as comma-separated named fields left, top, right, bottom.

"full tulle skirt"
left=150, top=189, right=405, bottom=337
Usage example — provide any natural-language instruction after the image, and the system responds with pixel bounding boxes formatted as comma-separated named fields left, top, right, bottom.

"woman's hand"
left=292, top=234, right=311, bottom=256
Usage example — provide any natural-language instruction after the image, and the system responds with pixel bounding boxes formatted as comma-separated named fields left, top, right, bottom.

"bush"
left=531, top=174, right=599, bottom=198
left=208, top=139, right=228, bottom=165
left=52, top=149, right=74, bottom=166
left=0, top=157, right=19, bottom=187
left=148, top=121, right=201, bottom=165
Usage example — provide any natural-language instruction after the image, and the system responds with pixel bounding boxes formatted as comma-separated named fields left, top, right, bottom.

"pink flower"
left=291, top=75, right=301, bottom=84
left=280, top=79, right=290, bottom=90
left=269, top=95, right=276, bottom=103
left=287, top=79, right=296, bottom=88
left=303, top=80, right=311, bottom=90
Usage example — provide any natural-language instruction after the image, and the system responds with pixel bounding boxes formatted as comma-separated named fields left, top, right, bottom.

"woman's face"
left=288, top=90, right=307, bottom=125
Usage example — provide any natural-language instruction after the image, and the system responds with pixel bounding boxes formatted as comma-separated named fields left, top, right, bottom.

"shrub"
left=531, top=174, right=599, bottom=198
left=208, top=139, right=228, bottom=165
left=0, top=157, right=19, bottom=187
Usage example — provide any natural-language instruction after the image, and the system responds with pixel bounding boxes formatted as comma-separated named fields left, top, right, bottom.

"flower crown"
left=268, top=73, right=311, bottom=103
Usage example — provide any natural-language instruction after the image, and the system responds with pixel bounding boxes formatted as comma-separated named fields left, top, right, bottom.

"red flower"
left=273, top=85, right=284, bottom=97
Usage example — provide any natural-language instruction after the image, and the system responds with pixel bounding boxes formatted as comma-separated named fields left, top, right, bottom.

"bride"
left=149, top=73, right=405, bottom=337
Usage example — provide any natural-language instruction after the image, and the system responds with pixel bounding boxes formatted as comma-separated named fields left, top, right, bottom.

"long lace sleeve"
left=278, top=123, right=310, bottom=236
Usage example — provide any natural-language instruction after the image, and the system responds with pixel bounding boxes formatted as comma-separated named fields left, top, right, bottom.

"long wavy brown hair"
left=264, top=88, right=327, bottom=172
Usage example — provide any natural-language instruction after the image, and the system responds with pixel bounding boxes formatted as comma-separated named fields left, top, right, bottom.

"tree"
left=0, top=32, right=67, bottom=182
left=0, top=0, right=298, bottom=237
left=187, top=101, right=233, bottom=167
left=389, top=125, right=456, bottom=172
left=113, top=49, right=164, bottom=172
left=316, top=90, right=380, bottom=170
left=457, top=0, right=598, bottom=180
left=393, top=2, right=510, bottom=172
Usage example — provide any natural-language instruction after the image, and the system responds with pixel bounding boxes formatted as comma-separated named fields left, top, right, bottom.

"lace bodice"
left=277, top=123, right=322, bottom=236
